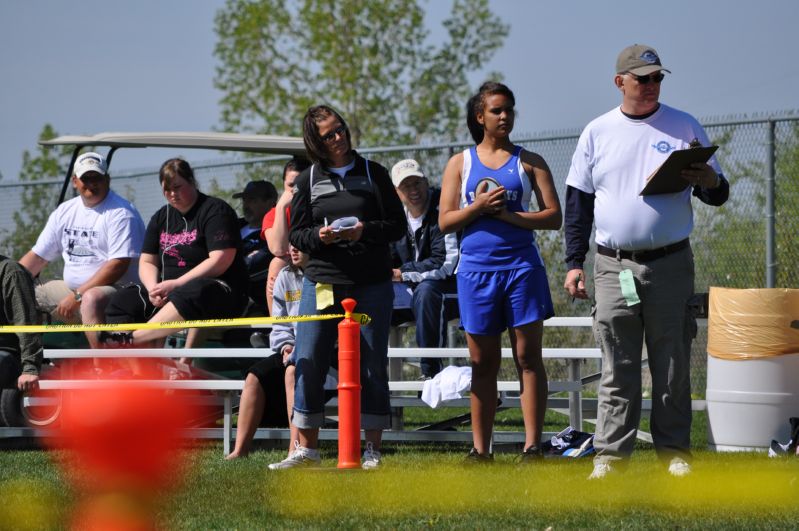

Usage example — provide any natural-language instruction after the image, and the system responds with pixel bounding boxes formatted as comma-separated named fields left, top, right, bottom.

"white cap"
left=74, top=152, right=108, bottom=179
left=391, top=159, right=425, bottom=187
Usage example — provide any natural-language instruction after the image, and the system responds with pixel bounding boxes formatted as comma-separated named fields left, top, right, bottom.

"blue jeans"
left=293, top=278, right=393, bottom=430
left=393, top=279, right=457, bottom=377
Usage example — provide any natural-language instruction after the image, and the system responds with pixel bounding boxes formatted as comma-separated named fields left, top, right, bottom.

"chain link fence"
left=1, top=115, right=797, bottom=395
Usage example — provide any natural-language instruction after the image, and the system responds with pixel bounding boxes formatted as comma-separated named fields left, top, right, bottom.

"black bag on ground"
left=768, top=417, right=799, bottom=457
left=541, top=426, right=595, bottom=458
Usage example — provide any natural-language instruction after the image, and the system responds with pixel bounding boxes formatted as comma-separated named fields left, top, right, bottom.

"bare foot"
left=225, top=449, right=248, bottom=460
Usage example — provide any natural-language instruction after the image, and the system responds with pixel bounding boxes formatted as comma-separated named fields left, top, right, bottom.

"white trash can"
left=706, top=353, right=799, bottom=451
left=706, top=287, right=799, bottom=452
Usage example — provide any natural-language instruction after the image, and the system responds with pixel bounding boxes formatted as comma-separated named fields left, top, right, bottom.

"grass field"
left=1, top=412, right=798, bottom=529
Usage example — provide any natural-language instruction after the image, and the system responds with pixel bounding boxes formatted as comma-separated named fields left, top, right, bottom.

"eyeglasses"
left=321, top=125, right=347, bottom=143
left=629, top=72, right=665, bottom=85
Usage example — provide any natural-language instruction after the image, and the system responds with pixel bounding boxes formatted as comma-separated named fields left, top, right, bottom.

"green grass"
left=2, top=408, right=798, bottom=529
left=2, top=445, right=798, bottom=530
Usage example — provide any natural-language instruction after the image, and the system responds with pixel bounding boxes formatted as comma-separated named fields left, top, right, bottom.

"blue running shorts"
left=457, top=267, right=554, bottom=335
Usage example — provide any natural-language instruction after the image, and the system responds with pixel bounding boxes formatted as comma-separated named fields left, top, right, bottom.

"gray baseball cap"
left=616, top=44, right=671, bottom=75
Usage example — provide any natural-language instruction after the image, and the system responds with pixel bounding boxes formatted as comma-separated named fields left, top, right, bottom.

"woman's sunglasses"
left=321, top=125, right=347, bottom=143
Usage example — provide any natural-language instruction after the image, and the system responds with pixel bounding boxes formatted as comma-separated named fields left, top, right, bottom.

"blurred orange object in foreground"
left=44, top=378, right=197, bottom=529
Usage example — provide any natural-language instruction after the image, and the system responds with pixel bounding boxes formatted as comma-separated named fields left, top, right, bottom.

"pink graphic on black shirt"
left=160, top=229, right=197, bottom=267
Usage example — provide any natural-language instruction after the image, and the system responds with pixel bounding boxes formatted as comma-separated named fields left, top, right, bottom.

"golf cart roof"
left=40, top=131, right=307, bottom=205
left=40, top=131, right=306, bottom=155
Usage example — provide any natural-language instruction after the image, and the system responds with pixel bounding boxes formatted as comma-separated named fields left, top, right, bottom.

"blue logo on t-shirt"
left=652, top=141, right=676, bottom=154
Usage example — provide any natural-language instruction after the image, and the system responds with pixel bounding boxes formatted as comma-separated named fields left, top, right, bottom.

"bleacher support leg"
left=568, top=359, right=582, bottom=431
left=223, top=393, right=232, bottom=456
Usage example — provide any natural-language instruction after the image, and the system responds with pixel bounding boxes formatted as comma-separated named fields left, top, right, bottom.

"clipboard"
left=640, top=145, right=718, bottom=196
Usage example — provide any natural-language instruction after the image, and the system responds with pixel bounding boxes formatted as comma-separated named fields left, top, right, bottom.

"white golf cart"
left=0, top=132, right=306, bottom=429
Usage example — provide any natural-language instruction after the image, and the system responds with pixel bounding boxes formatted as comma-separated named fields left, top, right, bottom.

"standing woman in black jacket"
left=268, top=105, right=406, bottom=470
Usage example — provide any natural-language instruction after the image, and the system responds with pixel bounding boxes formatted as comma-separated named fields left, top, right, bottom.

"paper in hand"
left=640, top=145, right=719, bottom=196
left=329, top=216, right=359, bottom=232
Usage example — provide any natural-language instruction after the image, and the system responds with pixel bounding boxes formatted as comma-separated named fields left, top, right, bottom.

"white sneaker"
left=267, top=444, right=321, bottom=470
left=587, top=461, right=613, bottom=480
left=361, top=441, right=381, bottom=470
left=668, top=456, right=691, bottom=477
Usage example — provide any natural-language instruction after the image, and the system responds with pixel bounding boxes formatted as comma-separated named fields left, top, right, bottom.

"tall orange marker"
left=337, top=298, right=361, bottom=469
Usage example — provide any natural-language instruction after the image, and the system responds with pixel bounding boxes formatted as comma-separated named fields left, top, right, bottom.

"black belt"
left=596, top=238, right=690, bottom=262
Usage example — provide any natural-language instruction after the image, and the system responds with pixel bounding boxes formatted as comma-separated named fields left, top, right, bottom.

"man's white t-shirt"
left=408, top=212, right=424, bottom=237
left=565, top=104, right=722, bottom=250
left=31, top=190, right=145, bottom=289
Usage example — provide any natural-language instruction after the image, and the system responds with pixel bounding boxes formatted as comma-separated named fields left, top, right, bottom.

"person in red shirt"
left=261, top=156, right=310, bottom=314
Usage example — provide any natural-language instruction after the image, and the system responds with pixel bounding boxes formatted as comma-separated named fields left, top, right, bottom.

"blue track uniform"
left=457, top=146, right=554, bottom=335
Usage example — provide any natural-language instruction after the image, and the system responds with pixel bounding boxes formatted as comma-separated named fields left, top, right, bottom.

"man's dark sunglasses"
left=321, top=125, right=347, bottom=143
left=630, top=72, right=665, bottom=85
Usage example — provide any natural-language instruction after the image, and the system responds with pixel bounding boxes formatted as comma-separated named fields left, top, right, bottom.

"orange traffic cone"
left=337, top=298, right=361, bottom=469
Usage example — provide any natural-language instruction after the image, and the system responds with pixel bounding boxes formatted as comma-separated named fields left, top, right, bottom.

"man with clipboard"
left=562, top=44, right=729, bottom=480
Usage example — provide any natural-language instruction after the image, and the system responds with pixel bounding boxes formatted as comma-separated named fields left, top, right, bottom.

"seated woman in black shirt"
left=103, top=158, right=248, bottom=347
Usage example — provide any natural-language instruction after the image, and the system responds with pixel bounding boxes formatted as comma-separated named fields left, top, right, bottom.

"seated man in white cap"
left=389, top=159, right=459, bottom=379
left=18, top=152, right=145, bottom=348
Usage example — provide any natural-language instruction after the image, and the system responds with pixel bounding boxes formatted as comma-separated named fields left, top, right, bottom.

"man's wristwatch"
left=73, top=290, right=82, bottom=303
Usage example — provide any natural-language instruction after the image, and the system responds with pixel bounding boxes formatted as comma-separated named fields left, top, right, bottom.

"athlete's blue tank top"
left=458, top=145, right=544, bottom=272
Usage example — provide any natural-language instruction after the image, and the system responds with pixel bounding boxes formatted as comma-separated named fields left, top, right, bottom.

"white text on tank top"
left=458, top=145, right=543, bottom=272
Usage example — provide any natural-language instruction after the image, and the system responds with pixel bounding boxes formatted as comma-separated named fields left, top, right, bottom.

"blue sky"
left=1, top=0, right=797, bottom=180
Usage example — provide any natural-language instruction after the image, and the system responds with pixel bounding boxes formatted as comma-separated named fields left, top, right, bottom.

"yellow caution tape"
left=0, top=312, right=371, bottom=334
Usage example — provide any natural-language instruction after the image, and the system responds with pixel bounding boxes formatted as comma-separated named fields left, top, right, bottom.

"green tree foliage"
left=0, top=124, right=72, bottom=280
left=691, top=127, right=765, bottom=289
left=695, top=120, right=799, bottom=290
left=773, top=121, right=799, bottom=288
left=213, top=0, right=507, bottom=147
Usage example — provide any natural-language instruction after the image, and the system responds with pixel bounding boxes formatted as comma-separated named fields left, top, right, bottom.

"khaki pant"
left=35, top=280, right=118, bottom=323
left=591, top=246, right=696, bottom=464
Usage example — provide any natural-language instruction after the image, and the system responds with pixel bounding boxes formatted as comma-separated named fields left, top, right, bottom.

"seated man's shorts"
left=34, top=280, right=118, bottom=323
